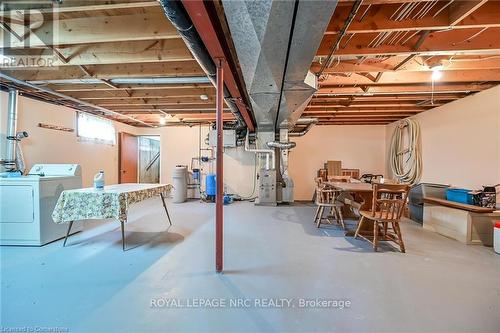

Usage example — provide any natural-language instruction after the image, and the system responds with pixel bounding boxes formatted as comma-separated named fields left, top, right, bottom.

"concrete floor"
left=1, top=199, right=499, bottom=333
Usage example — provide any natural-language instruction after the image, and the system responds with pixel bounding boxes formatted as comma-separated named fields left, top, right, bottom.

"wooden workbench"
left=423, top=196, right=498, bottom=246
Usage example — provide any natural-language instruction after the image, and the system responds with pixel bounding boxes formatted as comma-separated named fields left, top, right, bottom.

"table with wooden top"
left=324, top=181, right=374, bottom=236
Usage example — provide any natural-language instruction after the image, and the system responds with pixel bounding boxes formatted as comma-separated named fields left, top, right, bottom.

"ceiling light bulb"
left=200, top=94, right=209, bottom=101
left=159, top=116, right=167, bottom=125
left=431, top=69, right=442, bottom=81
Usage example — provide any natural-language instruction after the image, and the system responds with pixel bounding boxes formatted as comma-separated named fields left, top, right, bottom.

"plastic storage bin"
left=495, top=221, right=500, bottom=254
left=446, top=188, right=474, bottom=205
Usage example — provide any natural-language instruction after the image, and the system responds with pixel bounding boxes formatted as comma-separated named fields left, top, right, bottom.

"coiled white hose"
left=389, top=118, right=422, bottom=184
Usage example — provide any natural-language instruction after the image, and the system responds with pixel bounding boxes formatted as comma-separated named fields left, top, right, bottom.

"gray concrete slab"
left=1, top=200, right=499, bottom=333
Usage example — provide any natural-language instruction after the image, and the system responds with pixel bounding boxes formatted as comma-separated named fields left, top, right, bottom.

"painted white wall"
left=289, top=125, right=387, bottom=200
left=0, top=91, right=140, bottom=187
left=137, top=125, right=256, bottom=197
left=4, top=84, right=498, bottom=202
left=385, top=85, right=500, bottom=191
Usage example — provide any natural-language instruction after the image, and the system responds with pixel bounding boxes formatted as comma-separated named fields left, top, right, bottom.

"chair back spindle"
left=370, top=183, right=410, bottom=221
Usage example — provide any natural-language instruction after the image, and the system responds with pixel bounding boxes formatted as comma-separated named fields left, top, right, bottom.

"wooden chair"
left=313, top=184, right=345, bottom=229
left=342, top=168, right=360, bottom=179
left=354, top=183, right=410, bottom=252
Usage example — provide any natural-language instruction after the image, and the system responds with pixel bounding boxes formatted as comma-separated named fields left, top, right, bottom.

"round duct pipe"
left=289, top=118, right=318, bottom=137
left=266, top=141, right=296, bottom=150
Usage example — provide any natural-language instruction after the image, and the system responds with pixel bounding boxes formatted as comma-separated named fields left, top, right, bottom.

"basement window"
left=77, top=113, right=116, bottom=145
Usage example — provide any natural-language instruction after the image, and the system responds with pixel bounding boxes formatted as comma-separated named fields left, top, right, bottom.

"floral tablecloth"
left=52, top=183, right=172, bottom=223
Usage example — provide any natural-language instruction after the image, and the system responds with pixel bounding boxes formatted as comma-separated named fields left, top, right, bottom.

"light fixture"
left=431, top=69, right=443, bottom=81
left=430, top=64, right=444, bottom=81
left=429, top=64, right=444, bottom=105
left=200, top=94, right=209, bottom=101
left=159, top=116, right=167, bottom=125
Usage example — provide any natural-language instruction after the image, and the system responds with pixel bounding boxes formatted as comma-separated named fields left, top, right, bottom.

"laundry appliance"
left=0, top=164, right=83, bottom=246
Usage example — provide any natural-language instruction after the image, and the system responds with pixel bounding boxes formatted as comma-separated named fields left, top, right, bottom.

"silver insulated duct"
left=1, top=89, right=19, bottom=170
left=1, top=89, right=28, bottom=174
left=222, top=0, right=337, bottom=131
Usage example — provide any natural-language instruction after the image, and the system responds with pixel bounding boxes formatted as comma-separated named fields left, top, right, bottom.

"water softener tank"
left=206, top=174, right=216, bottom=196
left=172, top=165, right=188, bottom=203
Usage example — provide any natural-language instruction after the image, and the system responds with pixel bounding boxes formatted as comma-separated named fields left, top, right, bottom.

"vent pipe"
left=5, top=89, right=19, bottom=169
left=289, top=118, right=318, bottom=137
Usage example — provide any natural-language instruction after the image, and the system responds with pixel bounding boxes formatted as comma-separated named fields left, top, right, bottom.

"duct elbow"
left=289, top=118, right=318, bottom=137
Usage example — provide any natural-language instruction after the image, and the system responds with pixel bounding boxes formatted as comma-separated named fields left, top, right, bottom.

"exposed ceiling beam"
left=304, top=106, right=426, bottom=112
left=308, top=100, right=443, bottom=107
left=312, top=55, right=500, bottom=73
left=0, top=1, right=158, bottom=17
left=62, top=87, right=215, bottom=99
left=2, top=40, right=193, bottom=67
left=317, top=28, right=500, bottom=57
left=337, top=0, right=437, bottom=5
left=0, top=12, right=179, bottom=48
left=94, top=100, right=215, bottom=110
left=318, top=122, right=392, bottom=125
left=310, top=94, right=467, bottom=101
left=318, top=69, right=500, bottom=85
left=317, top=83, right=492, bottom=94
left=1, top=61, right=204, bottom=81
left=45, top=82, right=212, bottom=92
left=327, top=1, right=497, bottom=34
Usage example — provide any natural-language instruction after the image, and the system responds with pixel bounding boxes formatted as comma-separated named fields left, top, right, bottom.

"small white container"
left=94, top=170, right=105, bottom=190
left=494, top=221, right=500, bottom=254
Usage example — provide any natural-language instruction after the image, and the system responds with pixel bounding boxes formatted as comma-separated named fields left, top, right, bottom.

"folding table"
left=52, top=183, right=172, bottom=250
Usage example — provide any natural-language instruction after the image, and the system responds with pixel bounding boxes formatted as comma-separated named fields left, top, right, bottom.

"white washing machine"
left=0, top=164, right=84, bottom=246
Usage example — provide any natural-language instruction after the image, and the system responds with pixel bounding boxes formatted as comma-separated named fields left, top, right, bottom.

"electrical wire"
left=389, top=118, right=422, bottom=185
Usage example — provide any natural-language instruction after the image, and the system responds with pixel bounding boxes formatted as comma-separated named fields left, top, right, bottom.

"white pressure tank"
left=172, top=165, right=188, bottom=203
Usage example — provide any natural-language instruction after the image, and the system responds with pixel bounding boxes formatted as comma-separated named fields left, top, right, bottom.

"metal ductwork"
left=266, top=141, right=296, bottom=150
left=222, top=0, right=337, bottom=132
left=159, top=0, right=247, bottom=139
left=289, top=118, right=319, bottom=137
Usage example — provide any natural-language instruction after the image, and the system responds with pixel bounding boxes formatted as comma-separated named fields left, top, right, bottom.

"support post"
left=215, top=58, right=224, bottom=273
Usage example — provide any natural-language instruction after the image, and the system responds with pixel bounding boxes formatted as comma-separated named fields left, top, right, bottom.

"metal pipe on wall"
left=215, top=59, right=224, bottom=273
left=5, top=89, right=19, bottom=167
left=244, top=134, right=275, bottom=170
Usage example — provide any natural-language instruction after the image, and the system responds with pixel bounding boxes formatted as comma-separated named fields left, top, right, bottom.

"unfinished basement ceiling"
left=1, top=0, right=500, bottom=128
left=0, top=0, right=233, bottom=127
left=307, top=0, right=500, bottom=125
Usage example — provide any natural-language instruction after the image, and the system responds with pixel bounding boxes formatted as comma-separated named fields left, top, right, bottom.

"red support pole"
left=215, top=58, right=224, bottom=273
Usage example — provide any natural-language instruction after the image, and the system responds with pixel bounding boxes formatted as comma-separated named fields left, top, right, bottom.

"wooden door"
left=119, top=132, right=138, bottom=183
